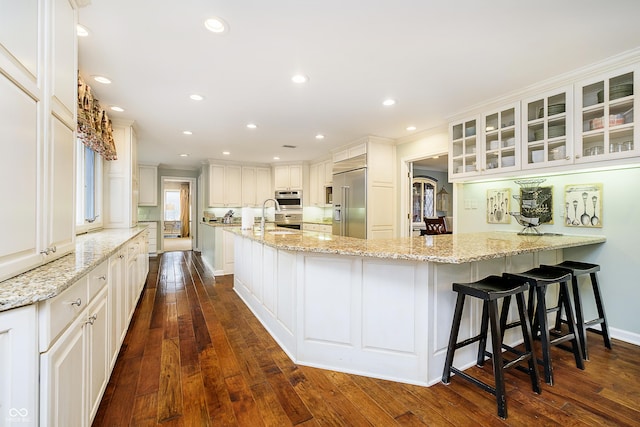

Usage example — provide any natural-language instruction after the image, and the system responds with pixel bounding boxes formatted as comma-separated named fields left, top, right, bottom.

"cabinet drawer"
left=87, top=259, right=109, bottom=302
left=39, top=275, right=88, bottom=352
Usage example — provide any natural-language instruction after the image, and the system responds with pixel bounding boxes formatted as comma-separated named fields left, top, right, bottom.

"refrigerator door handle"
left=342, top=185, right=349, bottom=236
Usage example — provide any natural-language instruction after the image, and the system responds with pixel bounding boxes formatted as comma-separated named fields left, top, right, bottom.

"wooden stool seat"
left=543, top=261, right=611, bottom=360
left=504, top=266, right=585, bottom=385
left=442, top=275, right=541, bottom=419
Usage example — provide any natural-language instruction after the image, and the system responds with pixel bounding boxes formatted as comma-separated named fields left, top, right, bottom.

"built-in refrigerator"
left=332, top=154, right=367, bottom=239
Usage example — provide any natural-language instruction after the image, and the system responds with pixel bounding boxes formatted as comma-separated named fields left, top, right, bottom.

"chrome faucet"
left=261, top=198, right=280, bottom=233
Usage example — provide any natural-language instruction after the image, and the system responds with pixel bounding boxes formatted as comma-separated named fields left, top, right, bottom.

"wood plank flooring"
left=93, top=251, right=640, bottom=426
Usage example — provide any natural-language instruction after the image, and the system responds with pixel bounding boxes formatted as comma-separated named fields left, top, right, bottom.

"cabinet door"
left=225, top=165, right=242, bottom=206
left=86, top=289, right=109, bottom=424
left=256, top=167, right=272, bottom=205
left=0, top=305, right=38, bottom=426
left=575, top=66, right=637, bottom=163
left=522, top=87, right=573, bottom=169
left=0, top=72, right=41, bottom=281
left=481, top=103, right=520, bottom=173
left=138, top=165, right=158, bottom=206
left=324, top=160, right=333, bottom=186
left=309, top=163, right=319, bottom=206
left=46, top=116, right=75, bottom=256
left=241, top=167, right=257, bottom=206
left=40, top=315, right=86, bottom=427
left=208, top=164, right=225, bottom=207
left=289, top=165, right=303, bottom=189
left=273, top=166, right=290, bottom=190
left=449, top=117, right=480, bottom=179
left=108, top=251, right=125, bottom=367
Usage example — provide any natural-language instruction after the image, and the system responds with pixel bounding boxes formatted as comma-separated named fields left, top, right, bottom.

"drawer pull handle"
left=67, top=298, right=82, bottom=307
left=98, top=275, right=107, bottom=281
left=85, top=314, right=98, bottom=325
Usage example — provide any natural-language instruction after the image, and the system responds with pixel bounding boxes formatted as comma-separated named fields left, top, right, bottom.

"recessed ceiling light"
left=93, top=75, right=111, bottom=84
left=273, top=156, right=280, bottom=160
left=190, top=94, right=204, bottom=101
left=204, top=17, right=229, bottom=34
left=292, top=74, right=309, bottom=84
left=382, top=98, right=396, bottom=106
left=179, top=153, right=189, bottom=157
left=246, top=123, right=257, bottom=129
left=315, top=134, right=325, bottom=140
left=183, top=130, right=192, bottom=135
left=432, top=156, right=440, bottom=159
left=110, top=106, right=124, bottom=112
left=406, top=126, right=416, bottom=131
left=222, top=151, right=230, bottom=155
left=76, top=24, right=89, bottom=37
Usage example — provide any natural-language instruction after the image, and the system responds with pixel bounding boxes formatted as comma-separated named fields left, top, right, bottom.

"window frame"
left=75, top=140, right=103, bottom=234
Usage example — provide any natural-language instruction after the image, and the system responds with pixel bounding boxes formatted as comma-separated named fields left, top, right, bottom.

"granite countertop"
left=0, top=226, right=148, bottom=312
left=226, top=228, right=606, bottom=264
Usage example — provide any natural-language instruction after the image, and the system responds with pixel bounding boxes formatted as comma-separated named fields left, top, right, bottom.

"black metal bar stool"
left=543, top=261, right=611, bottom=360
left=503, top=266, right=584, bottom=385
left=442, top=275, right=541, bottom=419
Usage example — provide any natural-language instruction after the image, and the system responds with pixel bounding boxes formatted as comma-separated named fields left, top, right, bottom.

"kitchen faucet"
left=261, top=198, right=281, bottom=233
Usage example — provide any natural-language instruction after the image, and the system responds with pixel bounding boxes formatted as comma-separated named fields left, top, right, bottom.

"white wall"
left=454, top=165, right=640, bottom=343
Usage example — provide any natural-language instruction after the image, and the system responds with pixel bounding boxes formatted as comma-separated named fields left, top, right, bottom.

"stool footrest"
left=450, top=367, right=496, bottom=396
left=454, top=334, right=483, bottom=350
left=584, top=317, right=605, bottom=327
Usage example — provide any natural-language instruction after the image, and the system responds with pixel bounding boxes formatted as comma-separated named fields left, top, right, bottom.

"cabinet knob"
left=67, top=298, right=82, bottom=307
left=119, top=254, right=125, bottom=259
left=85, top=314, right=98, bottom=325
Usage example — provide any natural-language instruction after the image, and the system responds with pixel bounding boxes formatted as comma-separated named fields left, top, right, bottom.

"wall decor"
left=487, top=188, right=511, bottom=223
left=564, top=183, right=603, bottom=227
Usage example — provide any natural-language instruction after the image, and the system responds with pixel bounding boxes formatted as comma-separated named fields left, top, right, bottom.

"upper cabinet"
left=241, top=166, right=272, bottom=206
left=274, top=164, right=303, bottom=190
left=449, top=57, right=639, bottom=182
left=138, top=164, right=158, bottom=206
left=522, top=87, right=573, bottom=169
left=209, top=164, right=242, bottom=207
left=575, top=66, right=637, bottom=163
left=449, top=118, right=480, bottom=178
left=308, top=159, right=332, bottom=206
left=0, top=0, right=78, bottom=282
left=104, top=121, right=138, bottom=228
left=482, top=103, right=521, bottom=173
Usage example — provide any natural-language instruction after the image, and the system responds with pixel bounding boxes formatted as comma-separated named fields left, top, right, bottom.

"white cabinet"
left=304, top=223, right=332, bottom=233
left=481, top=103, right=521, bottom=173
left=104, top=121, right=138, bottom=228
left=333, top=142, right=366, bottom=163
left=108, top=249, right=126, bottom=367
left=141, top=221, right=158, bottom=255
left=274, top=164, right=303, bottom=190
left=449, top=118, right=480, bottom=179
left=522, top=87, right=573, bottom=169
left=209, top=164, right=242, bottom=207
left=39, top=262, right=110, bottom=427
left=575, top=66, right=638, bottom=163
left=0, top=305, right=38, bottom=426
left=138, top=164, right=158, bottom=206
left=0, top=0, right=77, bottom=282
left=308, top=159, right=332, bottom=206
left=242, top=166, right=272, bottom=206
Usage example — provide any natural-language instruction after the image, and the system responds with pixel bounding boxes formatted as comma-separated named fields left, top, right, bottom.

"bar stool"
left=503, top=266, right=584, bottom=385
left=442, top=275, right=541, bottom=419
left=543, top=261, right=611, bottom=360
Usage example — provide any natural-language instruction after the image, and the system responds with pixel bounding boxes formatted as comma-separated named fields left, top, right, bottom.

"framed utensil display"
left=487, top=188, right=511, bottom=224
left=564, top=183, right=603, bottom=227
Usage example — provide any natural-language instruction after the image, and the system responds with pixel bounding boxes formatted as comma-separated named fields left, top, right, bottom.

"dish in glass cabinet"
left=501, top=156, right=515, bottom=167
left=548, top=103, right=566, bottom=115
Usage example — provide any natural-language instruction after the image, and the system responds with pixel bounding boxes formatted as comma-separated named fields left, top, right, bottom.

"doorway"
left=161, top=177, right=196, bottom=252
left=400, top=152, right=451, bottom=237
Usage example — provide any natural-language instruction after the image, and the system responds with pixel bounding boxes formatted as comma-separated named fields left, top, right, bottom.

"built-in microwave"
left=274, top=190, right=302, bottom=210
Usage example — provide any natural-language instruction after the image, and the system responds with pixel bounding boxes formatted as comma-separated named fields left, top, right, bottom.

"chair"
left=442, top=275, right=541, bottom=419
left=420, top=216, right=451, bottom=235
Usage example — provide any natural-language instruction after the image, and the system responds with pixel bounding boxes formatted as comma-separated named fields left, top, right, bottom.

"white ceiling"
left=78, top=0, right=640, bottom=171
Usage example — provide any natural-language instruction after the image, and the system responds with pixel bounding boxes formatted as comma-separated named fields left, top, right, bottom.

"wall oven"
left=274, top=212, right=302, bottom=230
left=274, top=190, right=302, bottom=210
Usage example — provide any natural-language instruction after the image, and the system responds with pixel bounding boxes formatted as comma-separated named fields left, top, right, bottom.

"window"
left=164, top=190, right=181, bottom=220
left=412, top=177, right=436, bottom=224
left=76, top=141, right=103, bottom=232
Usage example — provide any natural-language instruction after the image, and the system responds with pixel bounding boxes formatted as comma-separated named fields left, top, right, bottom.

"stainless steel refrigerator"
left=332, top=154, right=367, bottom=239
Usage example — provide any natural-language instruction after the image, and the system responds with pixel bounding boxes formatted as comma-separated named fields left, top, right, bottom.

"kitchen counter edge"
left=0, top=226, right=149, bottom=312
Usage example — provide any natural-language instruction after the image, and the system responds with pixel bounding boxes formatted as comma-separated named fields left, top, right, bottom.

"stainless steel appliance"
left=274, top=212, right=302, bottom=230
left=332, top=154, right=366, bottom=239
left=274, top=190, right=302, bottom=210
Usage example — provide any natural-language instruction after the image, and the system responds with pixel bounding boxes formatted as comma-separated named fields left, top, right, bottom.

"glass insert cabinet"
left=412, top=177, right=436, bottom=225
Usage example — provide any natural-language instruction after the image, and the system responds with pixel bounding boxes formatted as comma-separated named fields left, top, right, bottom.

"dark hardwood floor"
left=93, top=251, right=640, bottom=426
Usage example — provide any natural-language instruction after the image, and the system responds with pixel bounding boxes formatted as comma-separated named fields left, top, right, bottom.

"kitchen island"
left=227, top=227, right=605, bottom=386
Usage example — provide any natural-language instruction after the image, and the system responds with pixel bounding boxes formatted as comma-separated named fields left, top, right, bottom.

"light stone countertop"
left=227, top=228, right=606, bottom=264
left=0, top=226, right=148, bottom=312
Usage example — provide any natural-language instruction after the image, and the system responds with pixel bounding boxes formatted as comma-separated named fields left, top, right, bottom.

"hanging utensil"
left=590, top=195, right=599, bottom=225
left=580, top=192, right=590, bottom=225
